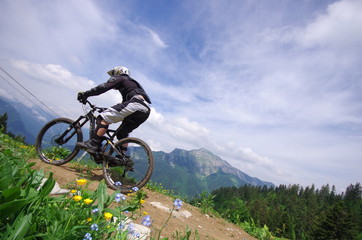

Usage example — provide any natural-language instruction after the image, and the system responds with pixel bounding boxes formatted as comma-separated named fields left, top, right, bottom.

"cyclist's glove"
left=77, top=92, right=88, bottom=104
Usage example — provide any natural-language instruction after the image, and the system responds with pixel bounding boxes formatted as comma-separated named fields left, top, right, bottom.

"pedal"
left=90, top=152, right=103, bottom=164
left=107, top=155, right=125, bottom=167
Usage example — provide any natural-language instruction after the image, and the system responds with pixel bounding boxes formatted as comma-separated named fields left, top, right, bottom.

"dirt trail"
left=30, top=159, right=256, bottom=240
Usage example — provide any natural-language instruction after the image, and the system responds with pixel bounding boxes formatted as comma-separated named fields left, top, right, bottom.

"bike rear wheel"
left=36, top=118, right=83, bottom=165
left=103, top=137, right=154, bottom=193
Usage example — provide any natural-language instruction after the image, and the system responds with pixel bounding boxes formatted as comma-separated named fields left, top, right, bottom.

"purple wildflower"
left=142, top=215, right=152, bottom=227
left=173, top=199, right=183, bottom=210
left=83, top=233, right=92, bottom=240
left=90, top=223, right=98, bottom=231
left=115, top=193, right=126, bottom=202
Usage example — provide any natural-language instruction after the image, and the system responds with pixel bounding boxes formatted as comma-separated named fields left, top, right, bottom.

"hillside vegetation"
left=1, top=117, right=361, bottom=240
left=0, top=129, right=259, bottom=240
left=196, top=179, right=362, bottom=239
left=151, top=148, right=272, bottom=199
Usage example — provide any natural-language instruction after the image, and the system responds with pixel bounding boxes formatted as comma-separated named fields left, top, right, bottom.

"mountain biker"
left=76, top=66, right=151, bottom=154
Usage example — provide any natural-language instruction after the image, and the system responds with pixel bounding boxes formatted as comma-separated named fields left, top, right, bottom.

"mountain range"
left=0, top=96, right=274, bottom=198
left=0, top=97, right=45, bottom=144
left=151, top=148, right=273, bottom=198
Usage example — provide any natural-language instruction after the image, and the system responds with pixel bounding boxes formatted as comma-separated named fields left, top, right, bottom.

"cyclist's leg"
left=95, top=116, right=110, bottom=137
left=103, top=96, right=151, bottom=140
left=116, top=111, right=150, bottom=140
left=76, top=115, right=109, bottom=153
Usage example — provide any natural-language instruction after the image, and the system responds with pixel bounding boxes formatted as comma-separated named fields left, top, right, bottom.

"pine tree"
left=344, top=183, right=362, bottom=234
left=0, top=113, right=8, bottom=132
left=313, top=201, right=357, bottom=240
left=0, top=113, right=25, bottom=143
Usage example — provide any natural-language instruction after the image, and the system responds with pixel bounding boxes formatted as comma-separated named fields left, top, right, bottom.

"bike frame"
left=56, top=100, right=125, bottom=158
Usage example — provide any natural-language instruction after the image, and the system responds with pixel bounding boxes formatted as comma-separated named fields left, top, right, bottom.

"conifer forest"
left=209, top=183, right=362, bottom=240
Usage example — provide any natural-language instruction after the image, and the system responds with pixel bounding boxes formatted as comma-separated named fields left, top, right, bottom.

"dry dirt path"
left=30, top=159, right=256, bottom=240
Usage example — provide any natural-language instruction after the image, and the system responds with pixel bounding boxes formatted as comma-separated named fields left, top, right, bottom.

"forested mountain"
left=0, top=97, right=47, bottom=144
left=201, top=183, right=362, bottom=240
left=151, top=148, right=273, bottom=199
left=0, top=98, right=35, bottom=143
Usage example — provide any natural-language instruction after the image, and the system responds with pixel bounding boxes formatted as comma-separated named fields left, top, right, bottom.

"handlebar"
left=83, top=100, right=107, bottom=113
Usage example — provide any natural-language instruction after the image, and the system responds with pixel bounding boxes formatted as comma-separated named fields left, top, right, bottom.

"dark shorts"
left=100, top=95, right=151, bottom=139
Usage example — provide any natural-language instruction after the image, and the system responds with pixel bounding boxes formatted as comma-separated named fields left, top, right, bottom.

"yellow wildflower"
left=140, top=199, right=145, bottom=204
left=104, top=212, right=113, bottom=220
left=143, top=211, right=148, bottom=215
left=73, top=195, right=82, bottom=202
left=87, top=218, right=92, bottom=222
left=70, top=189, right=77, bottom=194
left=84, top=198, right=93, bottom=205
left=76, top=179, right=87, bottom=186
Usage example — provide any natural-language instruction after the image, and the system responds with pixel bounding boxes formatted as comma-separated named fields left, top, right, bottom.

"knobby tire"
left=103, top=137, right=154, bottom=193
left=36, top=118, right=83, bottom=166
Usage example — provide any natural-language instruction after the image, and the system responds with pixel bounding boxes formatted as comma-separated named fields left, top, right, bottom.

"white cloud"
left=140, top=107, right=211, bottom=152
left=301, top=0, right=362, bottom=50
left=0, top=82, right=14, bottom=100
left=10, top=60, right=95, bottom=91
left=0, top=0, right=117, bottom=70
left=142, top=27, right=169, bottom=49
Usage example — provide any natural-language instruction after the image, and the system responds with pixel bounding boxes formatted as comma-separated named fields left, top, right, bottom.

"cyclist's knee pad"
left=96, top=115, right=104, bottom=125
left=95, top=115, right=109, bottom=131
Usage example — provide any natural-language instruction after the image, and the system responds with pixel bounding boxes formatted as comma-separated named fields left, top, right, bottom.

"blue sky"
left=1, top=0, right=361, bottom=192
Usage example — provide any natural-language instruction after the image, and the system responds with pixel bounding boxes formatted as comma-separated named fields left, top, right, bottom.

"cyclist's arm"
left=84, top=77, right=121, bottom=97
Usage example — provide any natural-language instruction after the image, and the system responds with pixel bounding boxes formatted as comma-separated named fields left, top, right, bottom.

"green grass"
left=146, top=181, right=188, bottom=202
left=0, top=130, right=199, bottom=239
left=1, top=129, right=282, bottom=239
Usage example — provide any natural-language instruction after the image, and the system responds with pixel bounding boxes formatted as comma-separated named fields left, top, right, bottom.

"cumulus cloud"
left=10, top=60, right=95, bottom=91
left=192, top=0, right=362, bottom=129
left=0, top=0, right=117, bottom=70
left=141, top=107, right=211, bottom=151
left=301, top=0, right=362, bottom=50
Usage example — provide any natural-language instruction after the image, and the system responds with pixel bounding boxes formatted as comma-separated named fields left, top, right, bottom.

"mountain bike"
left=35, top=100, right=154, bottom=193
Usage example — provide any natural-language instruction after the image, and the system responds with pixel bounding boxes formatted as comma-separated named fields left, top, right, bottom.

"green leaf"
left=25, top=162, right=36, bottom=168
left=9, top=213, right=33, bottom=240
left=0, top=187, right=21, bottom=204
left=14, top=173, right=31, bottom=189
left=96, top=180, right=107, bottom=212
left=0, top=199, right=29, bottom=220
left=120, top=204, right=138, bottom=212
left=38, top=173, right=55, bottom=198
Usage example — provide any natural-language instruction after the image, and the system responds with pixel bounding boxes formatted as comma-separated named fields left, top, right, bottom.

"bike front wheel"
left=36, top=118, right=83, bottom=165
left=103, top=137, right=154, bottom=193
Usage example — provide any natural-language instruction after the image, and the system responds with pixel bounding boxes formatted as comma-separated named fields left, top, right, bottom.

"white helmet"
left=107, top=66, right=130, bottom=76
